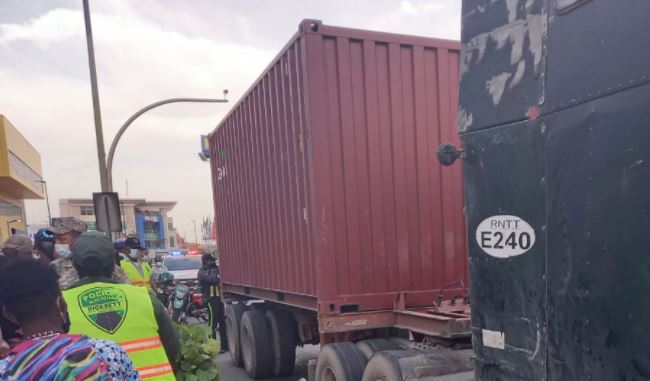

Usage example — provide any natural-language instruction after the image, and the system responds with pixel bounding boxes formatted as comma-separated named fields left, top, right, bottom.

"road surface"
left=217, top=345, right=320, bottom=381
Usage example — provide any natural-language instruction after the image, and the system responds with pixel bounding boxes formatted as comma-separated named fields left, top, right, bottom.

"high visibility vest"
left=63, top=282, right=175, bottom=380
left=122, top=260, right=153, bottom=288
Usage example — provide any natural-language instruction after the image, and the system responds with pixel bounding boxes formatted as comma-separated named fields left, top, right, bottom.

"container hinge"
left=303, top=207, right=308, bottom=222
left=299, top=133, right=304, bottom=152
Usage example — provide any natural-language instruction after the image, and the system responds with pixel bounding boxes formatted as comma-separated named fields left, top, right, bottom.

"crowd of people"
left=0, top=217, right=227, bottom=380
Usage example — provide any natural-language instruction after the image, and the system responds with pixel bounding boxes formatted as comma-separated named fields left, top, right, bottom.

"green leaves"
left=176, top=324, right=221, bottom=381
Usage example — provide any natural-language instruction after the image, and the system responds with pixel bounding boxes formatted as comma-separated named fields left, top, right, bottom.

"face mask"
left=128, top=249, right=139, bottom=260
left=54, top=244, right=72, bottom=259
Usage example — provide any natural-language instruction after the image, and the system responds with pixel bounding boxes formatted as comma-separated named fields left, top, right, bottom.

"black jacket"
left=197, top=265, right=220, bottom=298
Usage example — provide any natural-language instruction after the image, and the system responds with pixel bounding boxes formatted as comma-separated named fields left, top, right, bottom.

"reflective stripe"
left=138, top=363, right=173, bottom=378
left=120, top=337, right=163, bottom=353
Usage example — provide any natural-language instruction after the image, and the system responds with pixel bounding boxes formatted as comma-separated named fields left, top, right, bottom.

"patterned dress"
left=0, top=334, right=140, bottom=380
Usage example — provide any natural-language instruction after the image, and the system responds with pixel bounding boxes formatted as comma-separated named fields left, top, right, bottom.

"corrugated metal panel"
left=211, top=20, right=466, bottom=315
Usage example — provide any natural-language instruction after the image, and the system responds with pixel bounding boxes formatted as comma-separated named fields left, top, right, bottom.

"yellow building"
left=0, top=115, right=44, bottom=242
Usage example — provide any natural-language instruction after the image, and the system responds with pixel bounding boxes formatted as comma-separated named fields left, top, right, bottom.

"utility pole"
left=82, top=0, right=108, bottom=192
left=37, top=180, right=52, bottom=225
left=192, top=219, right=198, bottom=244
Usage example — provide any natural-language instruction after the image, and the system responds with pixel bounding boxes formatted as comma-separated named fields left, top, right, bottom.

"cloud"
left=1, top=5, right=274, bottom=237
left=3, top=1, right=460, bottom=240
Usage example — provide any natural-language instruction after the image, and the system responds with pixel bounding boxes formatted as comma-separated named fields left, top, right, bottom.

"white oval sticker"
left=475, top=215, right=536, bottom=258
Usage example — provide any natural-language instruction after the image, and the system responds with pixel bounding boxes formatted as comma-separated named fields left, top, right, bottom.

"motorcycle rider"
left=198, top=253, right=228, bottom=351
left=120, top=236, right=153, bottom=288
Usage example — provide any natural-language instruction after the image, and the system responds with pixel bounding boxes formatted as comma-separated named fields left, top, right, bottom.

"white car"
left=162, top=255, right=203, bottom=282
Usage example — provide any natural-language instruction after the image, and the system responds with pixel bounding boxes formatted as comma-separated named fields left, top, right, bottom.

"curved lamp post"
left=106, top=95, right=228, bottom=192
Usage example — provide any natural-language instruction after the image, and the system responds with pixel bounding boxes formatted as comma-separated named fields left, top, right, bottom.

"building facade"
left=59, top=198, right=177, bottom=249
left=0, top=116, right=44, bottom=241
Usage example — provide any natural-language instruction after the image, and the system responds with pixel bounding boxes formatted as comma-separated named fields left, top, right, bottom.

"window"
left=86, top=221, right=97, bottom=231
left=8, top=151, right=42, bottom=191
left=0, top=199, right=22, bottom=219
left=168, top=223, right=173, bottom=230
left=80, top=205, right=94, bottom=216
left=164, top=257, right=202, bottom=271
left=143, top=220, right=163, bottom=249
left=169, top=237, right=176, bottom=247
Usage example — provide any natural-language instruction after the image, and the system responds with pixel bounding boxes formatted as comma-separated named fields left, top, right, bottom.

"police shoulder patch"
left=77, top=286, right=128, bottom=334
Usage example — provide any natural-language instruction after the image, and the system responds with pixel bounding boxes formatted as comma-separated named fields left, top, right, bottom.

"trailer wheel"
left=355, top=339, right=399, bottom=360
left=265, top=309, right=297, bottom=376
left=240, top=310, right=273, bottom=378
left=362, top=349, right=474, bottom=381
left=361, top=351, right=403, bottom=381
left=316, top=342, right=367, bottom=381
left=225, top=303, right=248, bottom=367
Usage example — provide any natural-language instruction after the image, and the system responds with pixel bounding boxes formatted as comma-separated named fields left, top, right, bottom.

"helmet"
left=158, top=271, right=174, bottom=284
left=34, top=228, right=55, bottom=259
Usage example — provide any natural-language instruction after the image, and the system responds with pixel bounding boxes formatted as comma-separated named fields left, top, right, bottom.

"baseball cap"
left=71, top=231, right=116, bottom=268
left=124, top=236, right=144, bottom=250
left=2, top=235, right=33, bottom=256
left=52, top=217, right=88, bottom=235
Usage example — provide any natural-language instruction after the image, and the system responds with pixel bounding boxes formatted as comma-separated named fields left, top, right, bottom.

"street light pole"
left=192, top=219, right=198, bottom=244
left=82, top=0, right=109, bottom=192
left=106, top=96, right=228, bottom=192
left=37, top=180, right=52, bottom=225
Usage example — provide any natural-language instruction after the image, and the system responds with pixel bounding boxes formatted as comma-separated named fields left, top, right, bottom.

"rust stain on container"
left=210, top=20, right=466, bottom=315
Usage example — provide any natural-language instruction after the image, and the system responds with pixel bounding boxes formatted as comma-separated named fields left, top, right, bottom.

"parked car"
left=162, top=255, right=202, bottom=282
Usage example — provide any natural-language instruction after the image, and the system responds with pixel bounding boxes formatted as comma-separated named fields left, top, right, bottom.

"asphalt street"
left=217, top=345, right=320, bottom=381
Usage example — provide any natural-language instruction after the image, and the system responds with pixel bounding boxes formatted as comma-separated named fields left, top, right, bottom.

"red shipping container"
left=210, top=20, right=466, bottom=317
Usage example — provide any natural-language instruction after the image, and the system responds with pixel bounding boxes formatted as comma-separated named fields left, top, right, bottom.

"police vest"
left=63, top=282, right=175, bottom=380
left=122, top=260, right=153, bottom=288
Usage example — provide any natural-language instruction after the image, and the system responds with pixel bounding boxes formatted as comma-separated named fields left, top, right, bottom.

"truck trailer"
left=209, top=20, right=473, bottom=380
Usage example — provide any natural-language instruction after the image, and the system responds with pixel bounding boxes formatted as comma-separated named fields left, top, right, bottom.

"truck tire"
left=225, top=303, right=248, bottom=367
left=265, top=309, right=297, bottom=376
left=361, top=351, right=405, bottom=381
left=316, top=342, right=367, bottom=381
left=240, top=310, right=273, bottom=378
left=362, top=349, right=474, bottom=381
left=355, top=339, right=399, bottom=360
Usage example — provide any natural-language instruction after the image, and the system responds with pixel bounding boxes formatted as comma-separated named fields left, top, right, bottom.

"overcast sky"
left=0, top=0, right=460, bottom=242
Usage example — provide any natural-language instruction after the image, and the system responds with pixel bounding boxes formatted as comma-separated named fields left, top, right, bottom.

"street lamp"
left=106, top=94, right=229, bottom=192
left=191, top=219, right=198, bottom=244
left=36, top=180, right=52, bottom=225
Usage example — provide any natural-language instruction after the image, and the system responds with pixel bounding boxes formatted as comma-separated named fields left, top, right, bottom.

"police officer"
left=198, top=254, right=228, bottom=351
left=50, top=218, right=129, bottom=289
left=120, top=236, right=153, bottom=288
left=63, top=231, right=179, bottom=380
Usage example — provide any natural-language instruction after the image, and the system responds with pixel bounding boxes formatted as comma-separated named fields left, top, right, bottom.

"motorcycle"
left=153, top=271, right=175, bottom=307
left=169, top=283, right=190, bottom=323
left=186, top=290, right=209, bottom=322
